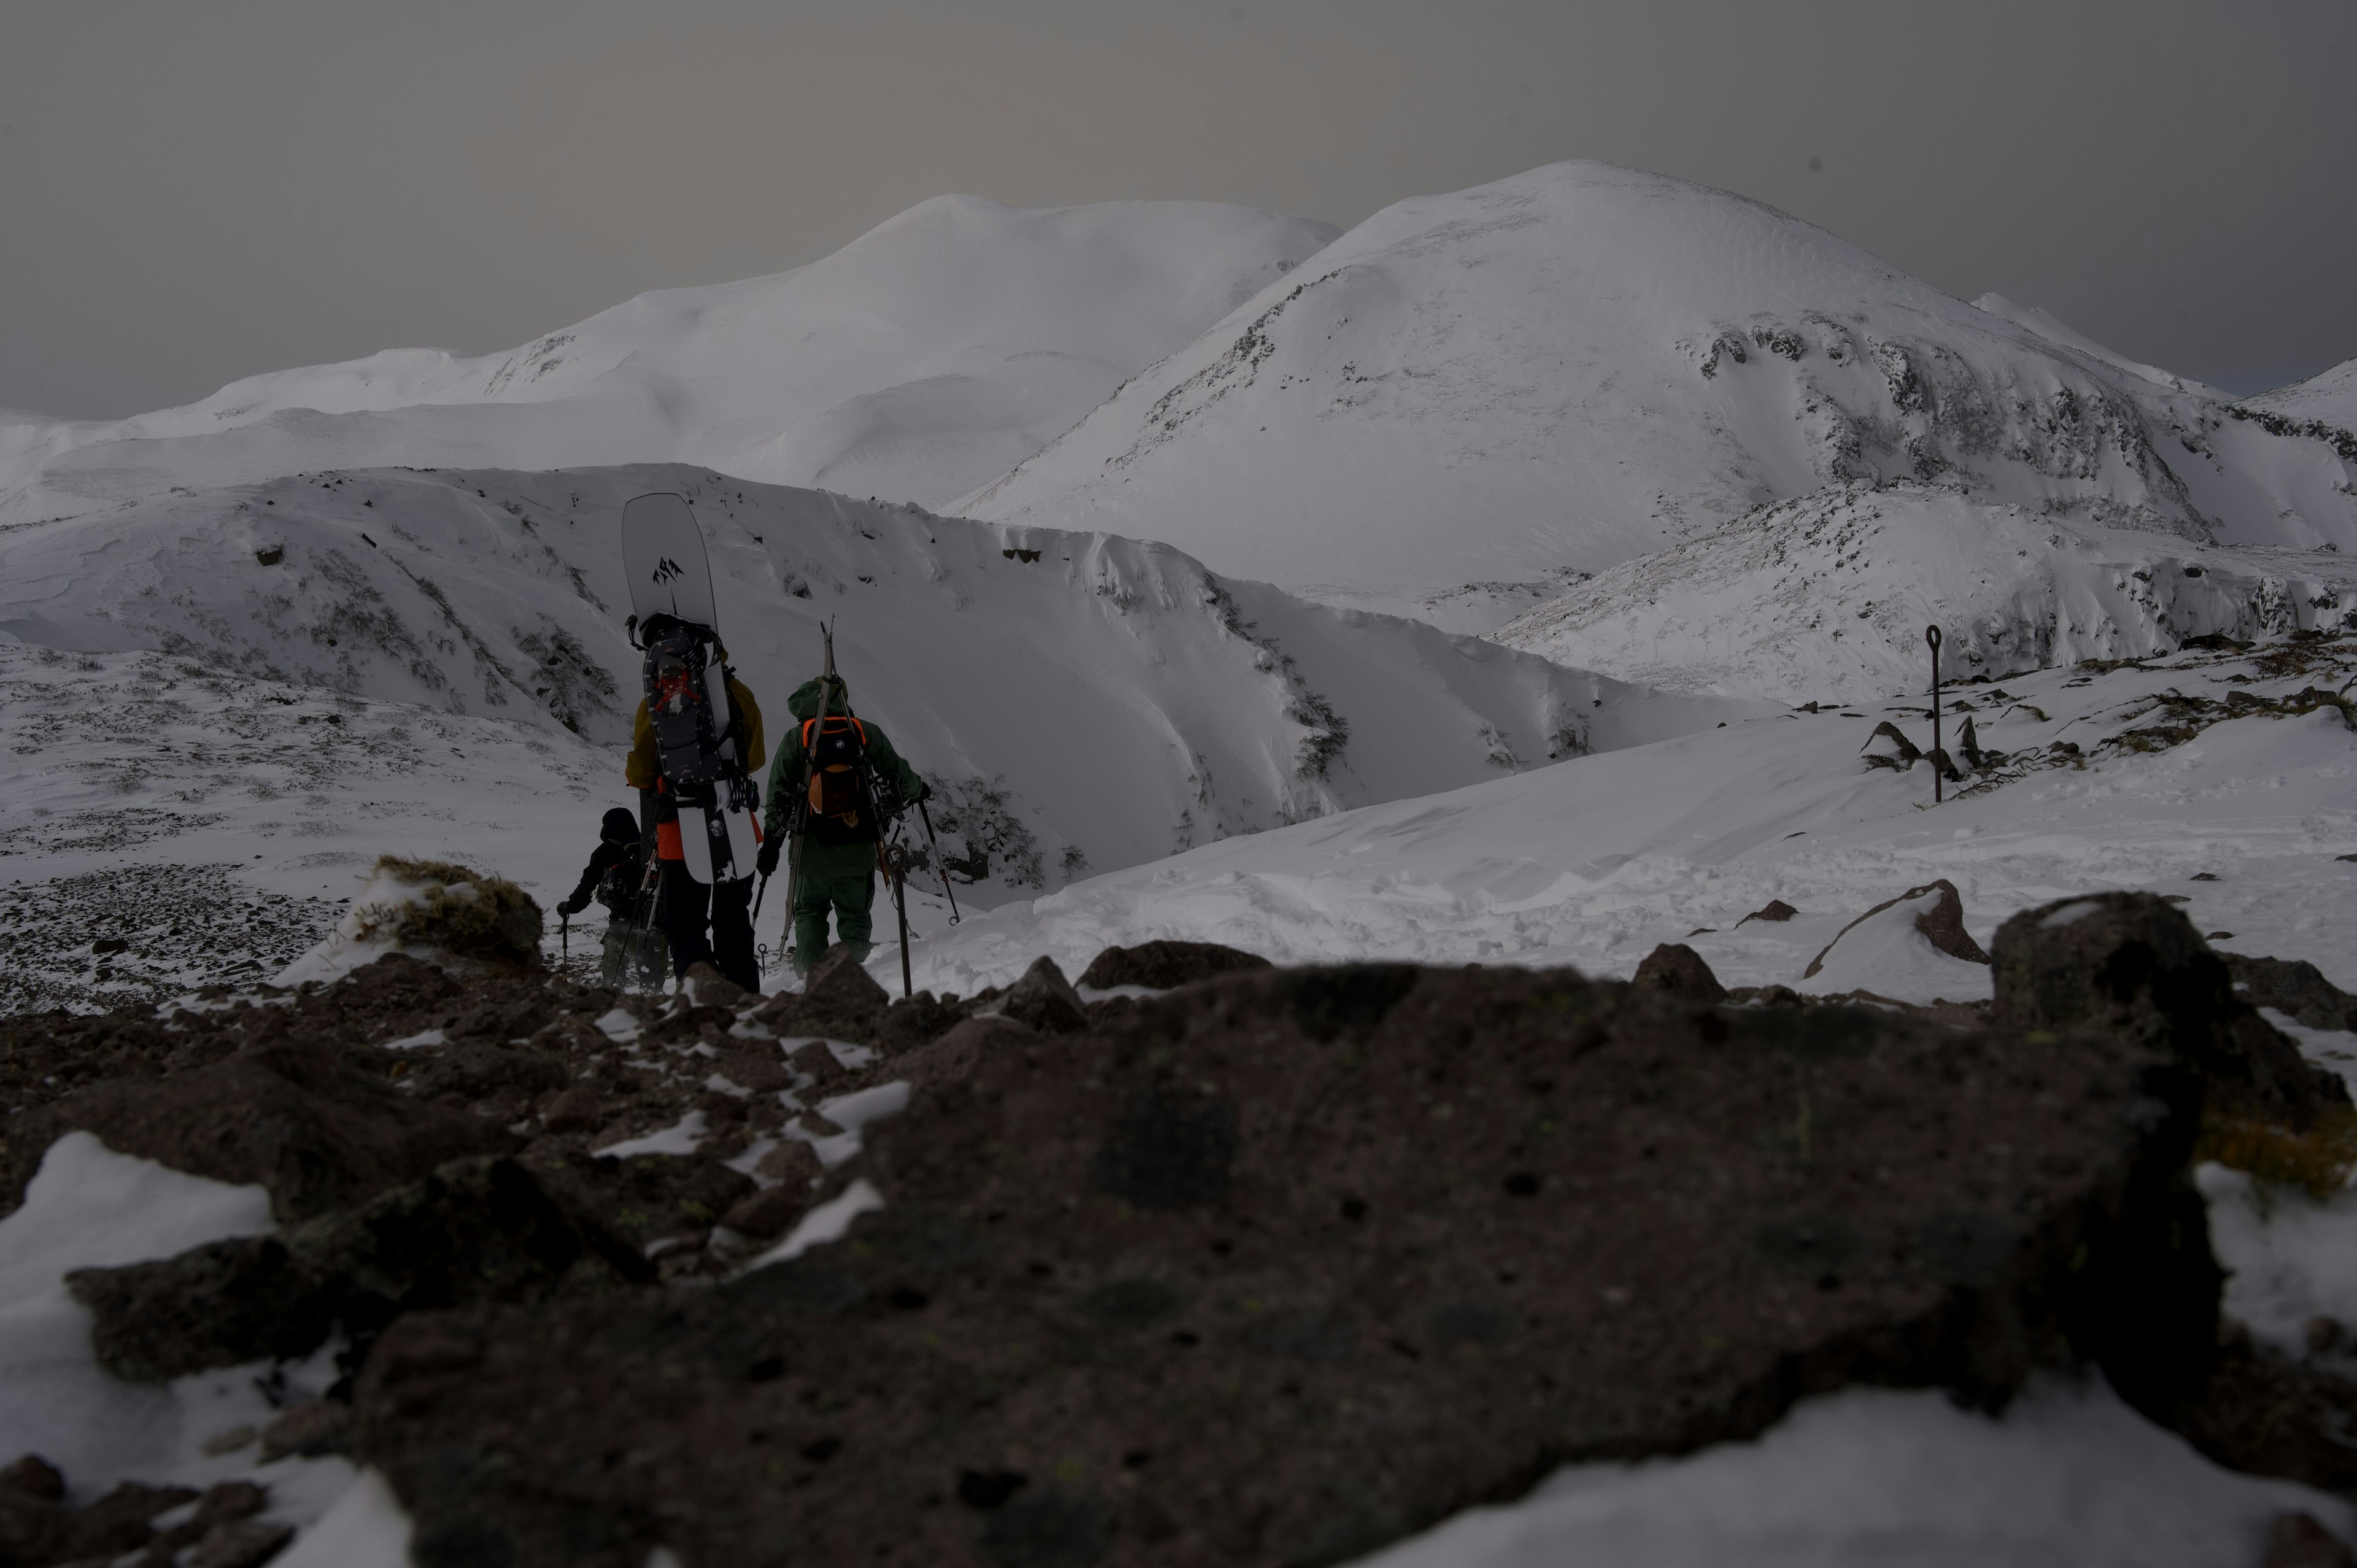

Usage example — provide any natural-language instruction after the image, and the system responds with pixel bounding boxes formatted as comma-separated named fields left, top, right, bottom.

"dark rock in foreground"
left=354, top=961, right=2212, bottom=1568
left=6, top=1036, right=509, bottom=1223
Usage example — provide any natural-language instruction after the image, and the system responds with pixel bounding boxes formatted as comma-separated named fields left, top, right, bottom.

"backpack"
left=801, top=714, right=872, bottom=828
left=641, top=619, right=742, bottom=787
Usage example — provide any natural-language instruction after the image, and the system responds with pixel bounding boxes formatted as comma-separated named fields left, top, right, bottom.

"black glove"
left=756, top=838, right=781, bottom=878
left=557, top=895, right=587, bottom=917
left=914, top=778, right=931, bottom=803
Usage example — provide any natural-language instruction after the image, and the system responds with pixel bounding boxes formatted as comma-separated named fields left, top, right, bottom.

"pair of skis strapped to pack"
left=621, top=492, right=762, bottom=887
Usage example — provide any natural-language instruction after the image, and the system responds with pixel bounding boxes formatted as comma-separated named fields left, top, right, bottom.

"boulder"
left=5, top=1038, right=510, bottom=1222
left=354, top=962, right=2213, bottom=1568
left=721, top=1183, right=810, bottom=1241
left=1991, top=893, right=2347, bottom=1125
left=524, top=1149, right=756, bottom=1248
left=998, top=956, right=1087, bottom=1034
left=1738, top=900, right=1798, bottom=925
left=1630, top=943, right=1727, bottom=1003
left=681, top=962, right=752, bottom=1011
left=406, top=1039, right=570, bottom=1103
left=2227, top=955, right=2357, bottom=1035
left=1077, top=940, right=1271, bottom=991
left=803, top=946, right=889, bottom=1014
left=1804, top=879, right=1989, bottom=978
left=67, top=1156, right=652, bottom=1381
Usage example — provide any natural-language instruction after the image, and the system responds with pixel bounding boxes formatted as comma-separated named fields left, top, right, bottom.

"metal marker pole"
left=1925, top=624, right=1944, bottom=805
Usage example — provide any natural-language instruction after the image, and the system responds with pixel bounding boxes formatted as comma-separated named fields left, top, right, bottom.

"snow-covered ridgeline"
left=1492, top=485, right=2357, bottom=703
left=961, top=162, right=2355, bottom=620
left=0, top=464, right=1752, bottom=924
left=0, top=196, right=1337, bottom=525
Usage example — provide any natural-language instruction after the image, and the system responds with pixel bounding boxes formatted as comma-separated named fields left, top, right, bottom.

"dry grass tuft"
left=2196, top=1105, right=2357, bottom=1200
left=361, top=855, right=543, bottom=970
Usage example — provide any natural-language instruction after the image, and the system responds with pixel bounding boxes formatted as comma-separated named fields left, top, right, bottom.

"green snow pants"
left=791, top=838, right=877, bottom=976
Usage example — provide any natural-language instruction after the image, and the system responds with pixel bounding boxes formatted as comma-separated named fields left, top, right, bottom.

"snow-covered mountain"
left=0, top=197, right=1335, bottom=525
left=2253, top=358, right=2357, bottom=428
left=959, top=162, right=2356, bottom=635
left=0, top=464, right=1754, bottom=965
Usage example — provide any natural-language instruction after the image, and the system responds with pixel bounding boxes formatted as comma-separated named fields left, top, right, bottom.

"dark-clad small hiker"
left=756, top=674, right=926, bottom=980
left=555, top=806, right=654, bottom=986
left=626, top=652, right=766, bottom=992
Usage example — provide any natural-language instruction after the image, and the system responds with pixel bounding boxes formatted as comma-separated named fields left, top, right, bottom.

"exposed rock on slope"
left=1492, top=485, right=2356, bottom=703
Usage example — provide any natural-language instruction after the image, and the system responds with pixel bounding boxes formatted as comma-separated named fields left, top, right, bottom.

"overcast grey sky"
left=4, top=0, right=2350, bottom=419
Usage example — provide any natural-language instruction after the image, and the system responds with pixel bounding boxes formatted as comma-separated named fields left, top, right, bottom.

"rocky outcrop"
left=66, top=1155, right=652, bottom=1382
left=18, top=910, right=2357, bottom=1568
left=1077, top=941, right=1272, bottom=991
left=6, top=1036, right=510, bottom=1223
left=2227, top=955, right=2357, bottom=1035
left=1991, top=892, right=2347, bottom=1126
left=350, top=962, right=2213, bottom=1568
left=1630, top=942, right=1728, bottom=1002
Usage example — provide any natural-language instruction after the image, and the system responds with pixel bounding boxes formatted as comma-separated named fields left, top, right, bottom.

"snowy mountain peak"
left=0, top=196, right=1339, bottom=527
left=961, top=160, right=2354, bottom=617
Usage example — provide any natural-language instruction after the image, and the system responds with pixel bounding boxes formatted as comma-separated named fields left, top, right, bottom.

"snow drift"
left=0, top=196, right=1336, bottom=525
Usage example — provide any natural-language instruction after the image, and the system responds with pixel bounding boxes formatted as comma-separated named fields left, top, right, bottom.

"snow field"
left=907, top=639, right=2357, bottom=1003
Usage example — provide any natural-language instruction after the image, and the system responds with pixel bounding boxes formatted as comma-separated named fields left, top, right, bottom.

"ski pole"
left=560, top=910, right=569, bottom=964
left=884, top=841, right=914, bottom=998
left=917, top=799, right=961, bottom=925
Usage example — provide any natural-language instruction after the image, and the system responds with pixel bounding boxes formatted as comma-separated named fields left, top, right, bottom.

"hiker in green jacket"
left=754, top=675, right=929, bottom=979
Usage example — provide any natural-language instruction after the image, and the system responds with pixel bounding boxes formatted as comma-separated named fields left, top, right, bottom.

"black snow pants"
left=657, top=859, right=759, bottom=994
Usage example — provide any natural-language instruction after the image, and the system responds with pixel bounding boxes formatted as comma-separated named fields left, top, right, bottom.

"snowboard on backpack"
left=621, top=492, right=761, bottom=886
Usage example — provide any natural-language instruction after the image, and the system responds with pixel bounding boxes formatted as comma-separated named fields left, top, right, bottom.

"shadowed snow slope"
left=0, top=197, right=1336, bottom=523
left=0, top=465, right=1752, bottom=948
left=960, top=161, right=2355, bottom=629
left=908, top=637, right=2357, bottom=1003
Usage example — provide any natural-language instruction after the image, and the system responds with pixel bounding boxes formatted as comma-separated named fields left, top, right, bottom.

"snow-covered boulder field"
left=0, top=196, right=1336, bottom=526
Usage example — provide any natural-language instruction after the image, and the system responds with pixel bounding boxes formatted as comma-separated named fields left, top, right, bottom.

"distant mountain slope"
left=959, top=162, right=2355, bottom=618
left=0, top=466, right=1755, bottom=911
left=0, top=198, right=1337, bottom=525
left=2251, top=358, right=2357, bottom=428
